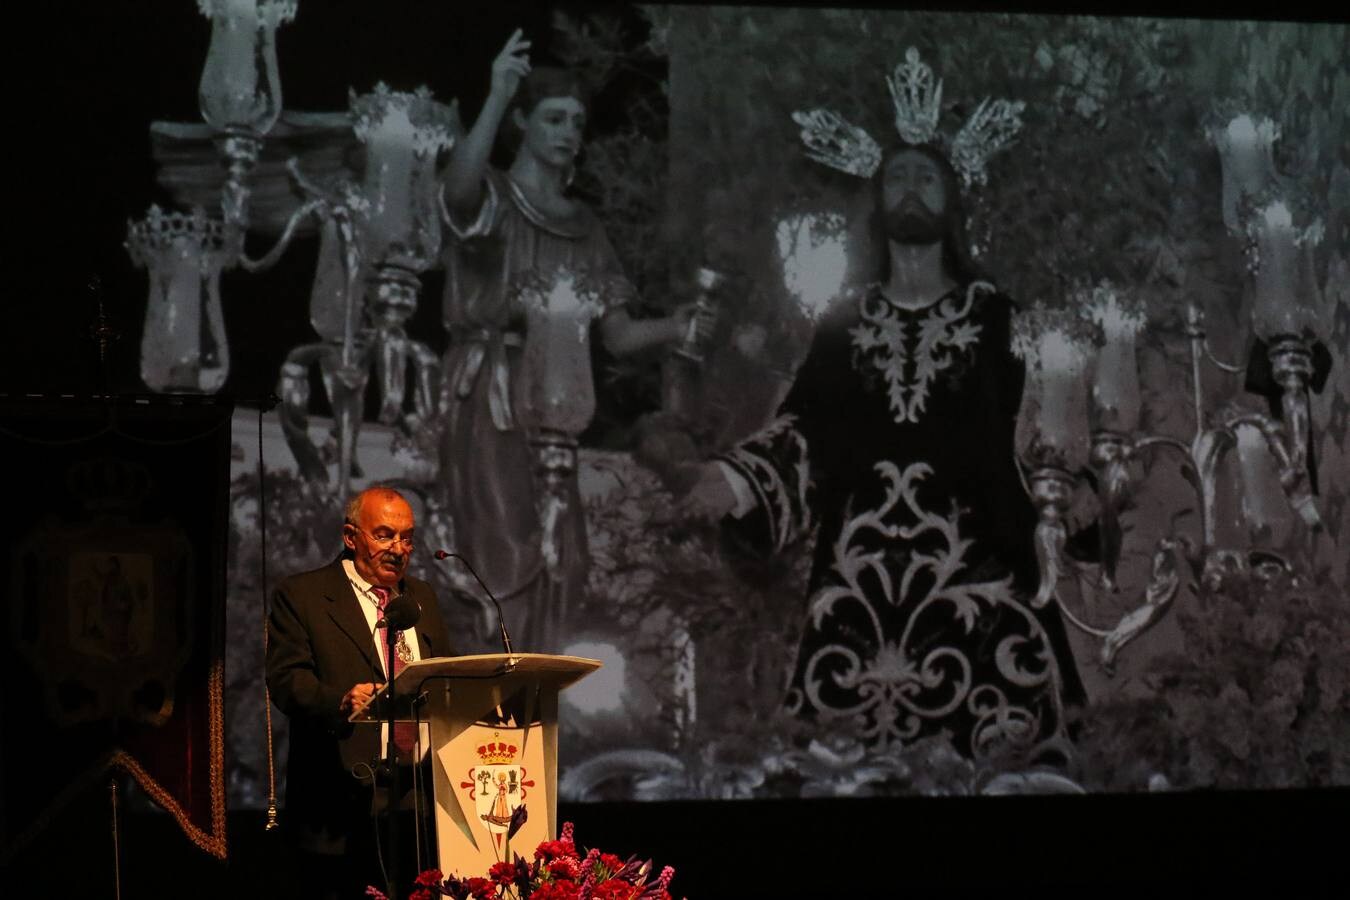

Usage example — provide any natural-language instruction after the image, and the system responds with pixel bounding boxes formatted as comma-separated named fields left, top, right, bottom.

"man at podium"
left=266, top=486, right=453, bottom=900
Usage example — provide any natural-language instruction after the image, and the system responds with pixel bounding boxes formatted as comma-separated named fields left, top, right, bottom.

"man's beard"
left=884, top=197, right=947, bottom=246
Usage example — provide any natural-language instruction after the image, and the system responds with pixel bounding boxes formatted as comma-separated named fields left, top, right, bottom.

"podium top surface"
left=399, top=653, right=601, bottom=683
left=349, top=653, right=601, bottom=722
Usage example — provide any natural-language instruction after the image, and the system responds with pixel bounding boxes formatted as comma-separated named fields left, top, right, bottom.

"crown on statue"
left=791, top=109, right=883, bottom=178
left=888, top=47, right=943, bottom=145
left=476, top=741, right=518, bottom=765
left=793, top=47, right=1025, bottom=190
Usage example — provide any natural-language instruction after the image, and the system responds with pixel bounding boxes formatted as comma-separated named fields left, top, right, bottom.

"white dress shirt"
left=342, top=558, right=429, bottom=761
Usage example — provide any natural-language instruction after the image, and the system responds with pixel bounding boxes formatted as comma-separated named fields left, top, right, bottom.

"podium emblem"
left=462, top=734, right=535, bottom=848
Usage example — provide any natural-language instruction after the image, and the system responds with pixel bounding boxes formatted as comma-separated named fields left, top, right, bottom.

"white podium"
left=352, top=653, right=601, bottom=878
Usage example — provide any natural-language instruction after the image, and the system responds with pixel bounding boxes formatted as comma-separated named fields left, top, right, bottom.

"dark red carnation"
left=489, top=861, right=518, bottom=886
left=414, top=869, right=445, bottom=888
left=464, top=876, right=496, bottom=900
left=589, top=880, right=638, bottom=900
left=533, top=839, right=578, bottom=862
left=529, top=881, right=581, bottom=900
left=547, top=857, right=580, bottom=881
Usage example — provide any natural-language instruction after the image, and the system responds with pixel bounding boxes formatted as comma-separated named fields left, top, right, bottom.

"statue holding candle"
left=675, top=50, right=1087, bottom=758
left=436, top=30, right=709, bottom=652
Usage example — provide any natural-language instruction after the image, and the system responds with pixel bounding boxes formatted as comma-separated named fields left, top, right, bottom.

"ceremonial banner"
left=0, top=395, right=232, bottom=860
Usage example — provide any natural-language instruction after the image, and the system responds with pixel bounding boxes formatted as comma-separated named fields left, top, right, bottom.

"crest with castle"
left=792, top=46, right=1026, bottom=191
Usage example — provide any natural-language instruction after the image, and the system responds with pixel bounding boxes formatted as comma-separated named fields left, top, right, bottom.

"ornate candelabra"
left=1016, top=287, right=1325, bottom=673
left=272, top=85, right=455, bottom=499
left=128, top=2, right=460, bottom=500
left=1011, top=109, right=1330, bottom=675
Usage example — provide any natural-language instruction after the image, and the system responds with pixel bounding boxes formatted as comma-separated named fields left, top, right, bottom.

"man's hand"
left=340, top=682, right=382, bottom=715
left=672, top=461, right=740, bottom=523
left=489, top=28, right=532, bottom=103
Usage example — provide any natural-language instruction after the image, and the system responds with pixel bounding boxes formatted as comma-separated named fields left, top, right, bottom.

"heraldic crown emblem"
left=792, top=47, right=1026, bottom=190
left=476, top=740, right=518, bottom=765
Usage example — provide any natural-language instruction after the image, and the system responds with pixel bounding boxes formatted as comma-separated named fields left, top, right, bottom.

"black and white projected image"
left=123, top=5, right=1342, bottom=806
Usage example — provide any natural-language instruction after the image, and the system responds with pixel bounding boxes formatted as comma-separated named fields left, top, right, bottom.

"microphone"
left=433, top=550, right=514, bottom=655
left=375, top=593, right=421, bottom=631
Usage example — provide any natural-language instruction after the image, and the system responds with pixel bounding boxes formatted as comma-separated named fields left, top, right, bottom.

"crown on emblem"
left=476, top=741, right=517, bottom=765
left=792, top=46, right=1025, bottom=190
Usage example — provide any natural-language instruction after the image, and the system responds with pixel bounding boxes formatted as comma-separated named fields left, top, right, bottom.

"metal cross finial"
left=87, top=275, right=122, bottom=367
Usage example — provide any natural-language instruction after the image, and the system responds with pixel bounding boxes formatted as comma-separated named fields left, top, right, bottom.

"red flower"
left=489, top=861, right=518, bottom=886
left=533, top=838, right=578, bottom=862
left=414, top=869, right=445, bottom=888
left=547, top=857, right=580, bottom=881
left=530, top=881, right=581, bottom=900
left=598, top=853, right=626, bottom=875
left=409, top=890, right=435, bottom=900
left=464, top=876, right=496, bottom=900
left=589, top=880, right=638, bottom=900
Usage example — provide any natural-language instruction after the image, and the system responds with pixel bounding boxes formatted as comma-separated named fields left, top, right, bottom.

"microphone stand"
left=433, top=550, right=514, bottom=655
left=374, top=595, right=418, bottom=900
left=382, top=615, right=401, bottom=900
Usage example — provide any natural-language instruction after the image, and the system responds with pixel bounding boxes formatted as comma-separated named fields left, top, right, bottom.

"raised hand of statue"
left=672, top=461, right=740, bottom=523
left=489, top=28, right=532, bottom=103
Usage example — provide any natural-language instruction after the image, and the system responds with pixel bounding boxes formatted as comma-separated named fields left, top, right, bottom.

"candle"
left=1235, top=423, right=1293, bottom=551
left=197, top=0, right=293, bottom=135
left=514, top=270, right=602, bottom=437
left=1249, top=199, right=1317, bottom=340
left=1012, top=307, right=1093, bottom=473
left=1210, top=113, right=1278, bottom=234
left=352, top=86, right=455, bottom=271
left=1081, top=283, right=1145, bottom=434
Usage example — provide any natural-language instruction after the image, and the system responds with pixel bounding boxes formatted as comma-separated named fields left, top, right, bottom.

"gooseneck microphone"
left=433, top=550, right=514, bottom=655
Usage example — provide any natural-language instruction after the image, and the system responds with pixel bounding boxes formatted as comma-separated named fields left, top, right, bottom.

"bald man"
left=266, top=486, right=453, bottom=900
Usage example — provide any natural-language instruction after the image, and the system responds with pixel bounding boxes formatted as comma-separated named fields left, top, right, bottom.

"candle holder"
left=1016, top=103, right=1335, bottom=671
left=673, top=266, right=725, bottom=364
left=253, top=95, right=452, bottom=499
left=1011, top=307, right=1094, bottom=610
left=514, top=270, right=605, bottom=581
left=530, top=430, right=579, bottom=581
left=125, top=206, right=233, bottom=394
left=196, top=0, right=295, bottom=238
left=1082, top=283, right=1146, bottom=592
left=1024, top=290, right=1324, bottom=675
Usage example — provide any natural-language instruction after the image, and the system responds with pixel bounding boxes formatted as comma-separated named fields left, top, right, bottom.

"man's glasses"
left=351, top=527, right=414, bottom=550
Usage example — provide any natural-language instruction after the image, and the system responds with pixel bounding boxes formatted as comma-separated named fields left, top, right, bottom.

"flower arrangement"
left=366, top=822, right=677, bottom=900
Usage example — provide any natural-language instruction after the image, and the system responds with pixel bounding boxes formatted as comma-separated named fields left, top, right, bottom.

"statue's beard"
left=885, top=197, right=947, bottom=246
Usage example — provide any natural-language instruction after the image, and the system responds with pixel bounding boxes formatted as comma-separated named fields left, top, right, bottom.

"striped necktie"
left=371, top=585, right=417, bottom=760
